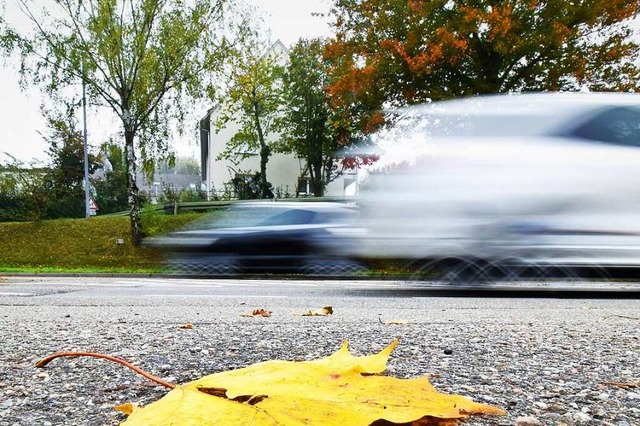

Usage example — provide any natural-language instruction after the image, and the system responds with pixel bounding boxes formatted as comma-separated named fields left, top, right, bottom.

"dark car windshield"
left=183, top=205, right=321, bottom=230
left=257, top=209, right=316, bottom=226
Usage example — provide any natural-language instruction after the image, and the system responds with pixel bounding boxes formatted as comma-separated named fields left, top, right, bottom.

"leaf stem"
left=35, top=351, right=176, bottom=389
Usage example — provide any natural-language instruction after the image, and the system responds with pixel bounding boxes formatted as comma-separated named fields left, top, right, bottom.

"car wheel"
left=421, top=257, right=493, bottom=284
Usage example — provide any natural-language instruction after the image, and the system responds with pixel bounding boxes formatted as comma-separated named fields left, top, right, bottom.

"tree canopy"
left=214, top=34, right=285, bottom=199
left=39, top=112, right=101, bottom=219
left=94, top=141, right=129, bottom=215
left=0, top=111, right=101, bottom=221
left=280, top=38, right=343, bottom=197
left=325, top=0, right=640, bottom=132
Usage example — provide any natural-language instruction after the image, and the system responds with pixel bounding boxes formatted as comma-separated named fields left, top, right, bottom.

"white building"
left=199, top=40, right=358, bottom=199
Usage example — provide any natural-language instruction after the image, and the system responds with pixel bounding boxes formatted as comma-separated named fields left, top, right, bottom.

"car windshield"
left=571, top=106, right=640, bottom=146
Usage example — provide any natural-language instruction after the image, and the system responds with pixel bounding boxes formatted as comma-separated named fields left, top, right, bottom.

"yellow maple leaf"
left=35, top=342, right=505, bottom=425
left=122, top=340, right=504, bottom=425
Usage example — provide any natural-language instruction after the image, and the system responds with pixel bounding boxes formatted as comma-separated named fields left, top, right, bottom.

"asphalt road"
left=1, top=276, right=639, bottom=425
left=1, top=274, right=639, bottom=327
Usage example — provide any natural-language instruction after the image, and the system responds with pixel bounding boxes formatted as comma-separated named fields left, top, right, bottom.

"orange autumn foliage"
left=325, top=0, right=640, bottom=134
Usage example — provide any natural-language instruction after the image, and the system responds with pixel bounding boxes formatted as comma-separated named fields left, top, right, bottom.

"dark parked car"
left=146, top=201, right=364, bottom=275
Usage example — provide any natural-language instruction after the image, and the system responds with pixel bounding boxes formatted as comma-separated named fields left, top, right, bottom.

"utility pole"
left=82, top=64, right=91, bottom=218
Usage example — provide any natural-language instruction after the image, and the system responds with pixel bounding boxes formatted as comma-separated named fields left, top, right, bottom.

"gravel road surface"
left=0, top=276, right=639, bottom=425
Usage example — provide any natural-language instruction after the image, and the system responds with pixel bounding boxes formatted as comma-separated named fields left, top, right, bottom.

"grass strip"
left=0, top=210, right=203, bottom=272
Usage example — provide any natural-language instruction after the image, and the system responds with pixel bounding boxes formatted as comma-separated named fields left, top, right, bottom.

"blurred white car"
left=355, top=92, right=640, bottom=280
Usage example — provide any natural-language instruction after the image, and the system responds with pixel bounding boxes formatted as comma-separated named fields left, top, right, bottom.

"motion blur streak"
left=146, top=201, right=365, bottom=276
left=354, top=92, right=640, bottom=281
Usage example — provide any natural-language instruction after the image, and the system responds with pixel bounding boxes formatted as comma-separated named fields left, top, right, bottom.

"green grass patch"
left=0, top=210, right=205, bottom=273
left=0, top=208, right=434, bottom=277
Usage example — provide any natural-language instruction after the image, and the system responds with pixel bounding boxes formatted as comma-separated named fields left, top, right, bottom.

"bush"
left=159, top=184, right=207, bottom=203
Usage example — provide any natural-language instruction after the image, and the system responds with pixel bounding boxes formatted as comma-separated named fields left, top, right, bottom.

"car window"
left=182, top=205, right=350, bottom=230
left=571, top=106, right=640, bottom=147
left=258, top=209, right=316, bottom=226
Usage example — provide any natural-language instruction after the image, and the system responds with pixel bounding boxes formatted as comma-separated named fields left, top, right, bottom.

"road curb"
left=0, top=272, right=405, bottom=281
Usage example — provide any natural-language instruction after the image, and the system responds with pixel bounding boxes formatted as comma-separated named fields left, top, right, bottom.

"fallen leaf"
left=241, top=309, right=272, bottom=317
left=122, top=340, right=504, bottom=425
left=382, top=319, right=409, bottom=325
left=114, top=403, right=137, bottom=415
left=179, top=323, right=193, bottom=329
left=35, top=341, right=506, bottom=425
left=296, top=306, right=333, bottom=316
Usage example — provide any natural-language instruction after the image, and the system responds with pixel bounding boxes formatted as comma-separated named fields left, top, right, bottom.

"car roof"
left=231, top=201, right=356, bottom=210
left=403, top=92, right=640, bottom=117
left=381, top=92, right=640, bottom=139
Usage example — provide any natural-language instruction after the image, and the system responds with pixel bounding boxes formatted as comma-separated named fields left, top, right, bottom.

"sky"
left=0, top=0, right=333, bottom=165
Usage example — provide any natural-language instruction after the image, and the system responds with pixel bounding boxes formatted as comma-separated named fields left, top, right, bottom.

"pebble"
left=543, top=413, right=563, bottom=422
left=533, top=401, right=548, bottom=410
left=573, top=411, right=591, bottom=423
left=515, top=416, right=543, bottom=426
left=546, top=403, right=567, bottom=413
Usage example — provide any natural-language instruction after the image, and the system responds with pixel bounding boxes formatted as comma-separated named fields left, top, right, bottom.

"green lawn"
left=0, top=210, right=204, bottom=273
